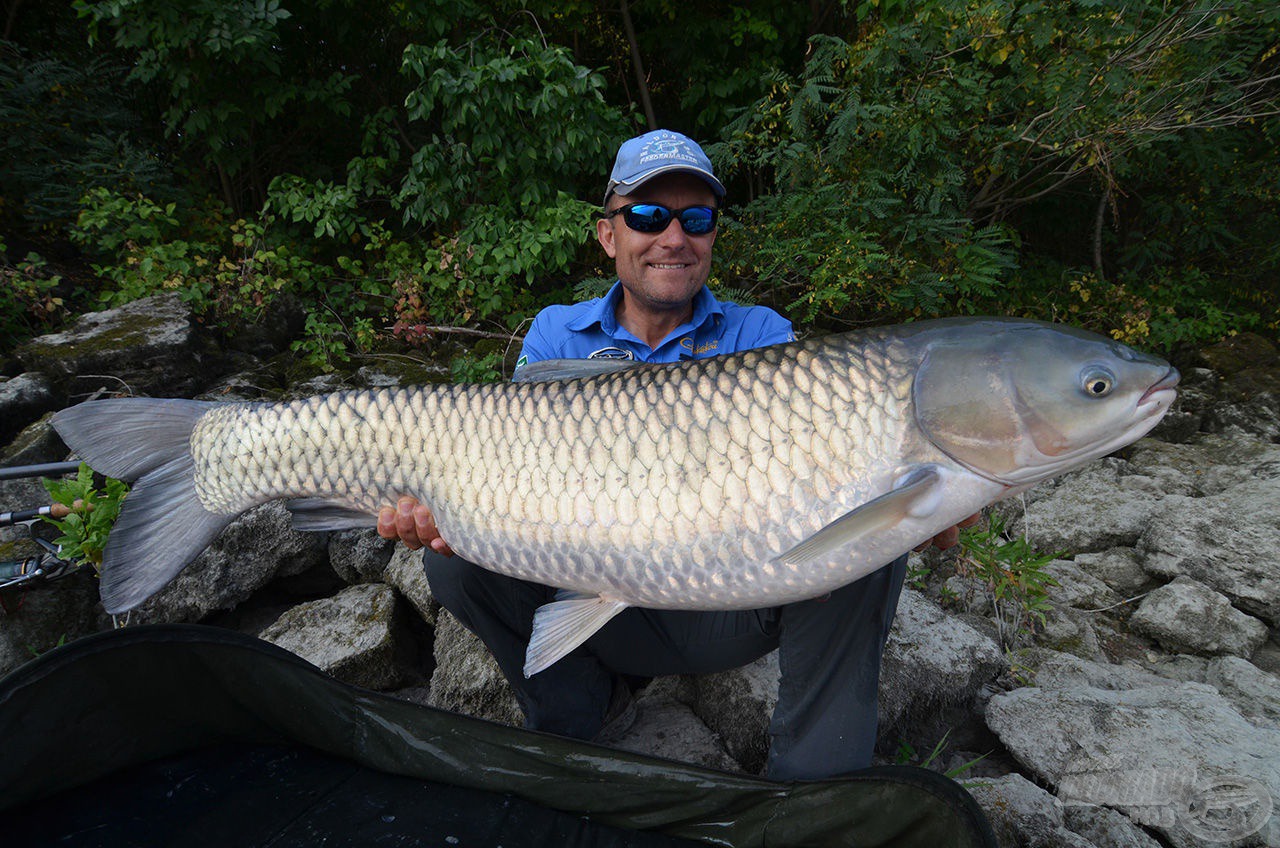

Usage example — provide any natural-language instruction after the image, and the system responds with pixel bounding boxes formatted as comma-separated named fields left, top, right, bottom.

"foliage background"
left=2, top=0, right=1277, bottom=370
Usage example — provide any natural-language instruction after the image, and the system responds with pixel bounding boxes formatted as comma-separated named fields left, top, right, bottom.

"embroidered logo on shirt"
left=588, top=346, right=635, bottom=360
left=681, top=337, right=718, bottom=354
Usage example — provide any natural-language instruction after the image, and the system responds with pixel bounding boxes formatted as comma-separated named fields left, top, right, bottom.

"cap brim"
left=604, top=165, right=726, bottom=206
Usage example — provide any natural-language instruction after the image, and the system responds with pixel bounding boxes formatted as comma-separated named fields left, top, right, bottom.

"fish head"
left=912, top=319, right=1179, bottom=487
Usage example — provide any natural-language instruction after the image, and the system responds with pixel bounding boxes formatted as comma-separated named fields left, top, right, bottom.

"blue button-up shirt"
left=516, top=282, right=794, bottom=367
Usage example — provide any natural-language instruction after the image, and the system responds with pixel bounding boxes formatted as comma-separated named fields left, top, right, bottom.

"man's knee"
left=421, top=550, right=477, bottom=609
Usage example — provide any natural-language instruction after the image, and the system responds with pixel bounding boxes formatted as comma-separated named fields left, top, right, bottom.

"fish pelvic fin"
left=524, top=594, right=629, bottom=678
left=286, top=498, right=378, bottom=531
left=773, top=465, right=943, bottom=567
left=52, top=398, right=234, bottom=614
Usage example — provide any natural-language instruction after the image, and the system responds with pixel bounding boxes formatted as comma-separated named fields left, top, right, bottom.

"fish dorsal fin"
left=773, top=466, right=943, bottom=567
left=524, top=594, right=629, bottom=677
left=512, top=359, right=640, bottom=383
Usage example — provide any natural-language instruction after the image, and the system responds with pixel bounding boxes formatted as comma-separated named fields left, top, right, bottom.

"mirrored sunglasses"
left=605, top=203, right=718, bottom=236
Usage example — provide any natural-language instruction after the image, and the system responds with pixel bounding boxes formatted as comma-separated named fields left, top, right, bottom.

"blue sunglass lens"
left=621, top=204, right=717, bottom=235
left=678, top=207, right=716, bottom=235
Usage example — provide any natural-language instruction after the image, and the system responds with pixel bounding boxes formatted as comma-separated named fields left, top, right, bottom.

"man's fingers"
left=932, top=525, right=960, bottom=550
left=376, top=506, right=398, bottom=540
left=394, top=496, right=424, bottom=550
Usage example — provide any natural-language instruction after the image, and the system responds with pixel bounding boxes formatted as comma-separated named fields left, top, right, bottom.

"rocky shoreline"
left=2, top=294, right=1278, bottom=847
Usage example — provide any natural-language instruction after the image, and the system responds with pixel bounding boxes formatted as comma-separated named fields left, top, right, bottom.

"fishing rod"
left=0, top=461, right=82, bottom=483
left=0, top=461, right=93, bottom=592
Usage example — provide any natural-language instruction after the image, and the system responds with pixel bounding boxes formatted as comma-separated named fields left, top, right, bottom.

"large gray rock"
left=0, top=573, right=101, bottom=677
left=1192, top=333, right=1280, bottom=443
left=1062, top=805, right=1163, bottom=848
left=880, top=590, right=1006, bottom=733
left=427, top=609, right=522, bottom=727
left=328, top=528, right=394, bottom=584
left=260, top=582, right=409, bottom=689
left=14, top=293, right=207, bottom=397
left=963, top=773, right=1091, bottom=848
left=0, top=413, right=65, bottom=467
left=986, top=682, right=1280, bottom=847
left=1042, top=561, right=1120, bottom=610
left=384, top=545, right=437, bottom=627
left=1205, top=655, right=1280, bottom=729
left=1129, top=576, right=1269, bottom=658
left=608, top=678, right=741, bottom=772
left=1138, top=476, right=1280, bottom=626
left=688, top=651, right=779, bottom=774
left=1005, top=459, right=1168, bottom=555
left=1125, top=433, right=1280, bottom=497
left=1072, top=548, right=1156, bottom=598
left=1026, top=650, right=1178, bottom=692
left=133, top=502, right=328, bottom=622
left=0, top=373, right=58, bottom=445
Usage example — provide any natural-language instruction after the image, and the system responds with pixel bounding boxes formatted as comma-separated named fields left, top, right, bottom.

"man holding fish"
left=378, top=130, right=977, bottom=780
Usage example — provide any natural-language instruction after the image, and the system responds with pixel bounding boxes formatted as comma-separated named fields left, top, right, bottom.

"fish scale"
left=53, top=317, right=1178, bottom=675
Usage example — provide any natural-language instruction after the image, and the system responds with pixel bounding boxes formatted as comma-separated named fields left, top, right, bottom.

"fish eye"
left=1081, top=368, right=1115, bottom=397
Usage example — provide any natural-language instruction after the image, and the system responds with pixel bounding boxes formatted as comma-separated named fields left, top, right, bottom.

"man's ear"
left=596, top=215, right=617, bottom=258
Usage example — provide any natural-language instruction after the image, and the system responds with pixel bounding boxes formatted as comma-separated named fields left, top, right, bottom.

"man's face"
left=597, top=172, right=718, bottom=315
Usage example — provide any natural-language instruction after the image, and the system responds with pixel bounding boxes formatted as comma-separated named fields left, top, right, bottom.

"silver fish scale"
left=188, top=332, right=926, bottom=610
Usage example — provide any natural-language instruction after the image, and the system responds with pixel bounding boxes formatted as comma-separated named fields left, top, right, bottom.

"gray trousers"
left=424, top=553, right=907, bottom=780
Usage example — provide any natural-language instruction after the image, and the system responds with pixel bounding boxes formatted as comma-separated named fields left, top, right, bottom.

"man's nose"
left=655, top=220, right=691, bottom=248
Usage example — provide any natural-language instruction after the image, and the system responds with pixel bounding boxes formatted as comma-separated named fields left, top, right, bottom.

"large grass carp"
left=53, top=317, right=1178, bottom=675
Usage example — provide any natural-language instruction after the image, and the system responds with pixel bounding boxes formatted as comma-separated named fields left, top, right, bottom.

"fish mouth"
left=1137, top=366, right=1180, bottom=415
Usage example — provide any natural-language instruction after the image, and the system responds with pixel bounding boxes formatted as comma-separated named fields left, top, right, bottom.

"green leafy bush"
left=0, top=243, right=66, bottom=340
left=40, top=464, right=129, bottom=571
left=956, top=516, right=1061, bottom=650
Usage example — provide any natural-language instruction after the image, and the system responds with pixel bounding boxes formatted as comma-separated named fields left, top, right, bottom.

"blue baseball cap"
left=604, top=129, right=726, bottom=206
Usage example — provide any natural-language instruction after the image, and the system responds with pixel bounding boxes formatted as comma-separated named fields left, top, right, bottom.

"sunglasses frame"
left=604, top=203, right=719, bottom=236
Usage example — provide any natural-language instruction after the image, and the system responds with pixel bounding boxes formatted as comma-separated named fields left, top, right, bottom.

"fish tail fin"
left=52, top=398, right=235, bottom=614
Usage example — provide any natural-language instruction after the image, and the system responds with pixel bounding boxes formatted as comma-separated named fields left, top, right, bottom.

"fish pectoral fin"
left=773, top=466, right=943, bottom=567
left=524, top=595, right=629, bottom=678
left=285, top=498, right=377, bottom=531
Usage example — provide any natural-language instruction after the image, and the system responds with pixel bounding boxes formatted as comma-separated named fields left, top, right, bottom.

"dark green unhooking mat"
left=0, top=625, right=996, bottom=847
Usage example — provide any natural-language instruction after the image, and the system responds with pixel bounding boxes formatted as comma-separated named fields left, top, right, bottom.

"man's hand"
left=377, top=496, right=454, bottom=556
left=915, top=513, right=982, bottom=552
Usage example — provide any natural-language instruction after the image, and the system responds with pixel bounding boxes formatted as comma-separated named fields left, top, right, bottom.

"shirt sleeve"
left=748, top=308, right=795, bottom=349
left=515, top=309, right=562, bottom=368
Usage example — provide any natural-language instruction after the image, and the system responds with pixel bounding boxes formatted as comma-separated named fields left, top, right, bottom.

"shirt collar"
left=566, top=281, right=726, bottom=337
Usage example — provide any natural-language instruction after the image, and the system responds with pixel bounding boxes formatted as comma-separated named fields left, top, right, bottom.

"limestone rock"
left=0, top=413, right=65, bottom=467
left=1205, top=655, right=1280, bottom=729
left=1072, top=548, right=1155, bottom=598
left=0, top=572, right=100, bottom=677
left=1062, top=805, right=1162, bottom=848
left=688, top=651, right=779, bottom=774
left=134, top=501, right=328, bottom=622
left=1042, top=561, right=1119, bottom=611
left=880, top=590, right=1006, bottom=734
left=14, top=293, right=208, bottom=397
left=384, top=545, right=437, bottom=627
left=964, top=773, right=1088, bottom=847
left=260, top=582, right=408, bottom=689
left=986, top=682, right=1280, bottom=848
left=0, top=373, right=57, bottom=445
left=329, top=528, right=394, bottom=584
left=1006, top=459, right=1168, bottom=555
left=608, top=678, right=740, bottom=772
left=427, top=609, right=522, bottom=727
left=1129, top=576, right=1269, bottom=658
left=1139, top=476, right=1280, bottom=626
